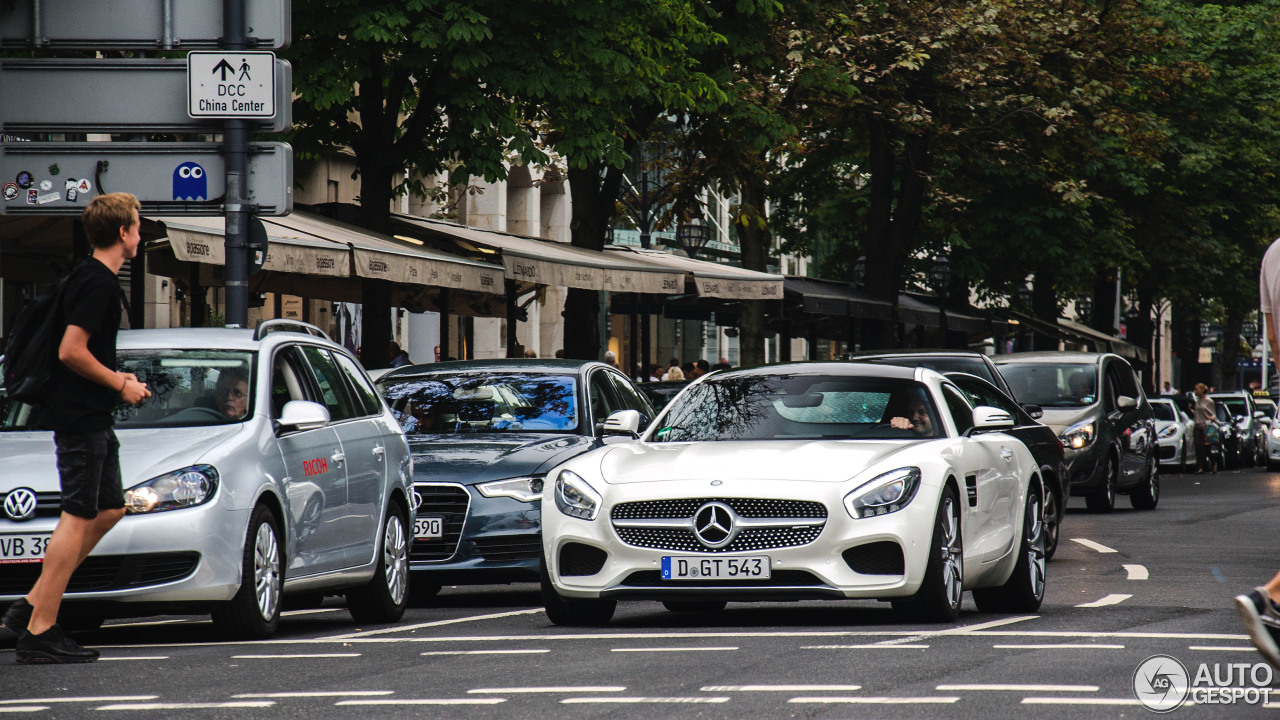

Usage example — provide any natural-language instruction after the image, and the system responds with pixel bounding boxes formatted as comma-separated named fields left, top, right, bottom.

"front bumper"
left=542, top=484, right=942, bottom=603
left=0, top=500, right=249, bottom=604
left=1156, top=437, right=1186, bottom=467
left=1064, top=444, right=1106, bottom=491
left=409, top=483, right=541, bottom=584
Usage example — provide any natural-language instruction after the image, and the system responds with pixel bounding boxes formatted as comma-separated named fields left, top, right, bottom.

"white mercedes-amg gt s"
left=540, top=362, right=1047, bottom=625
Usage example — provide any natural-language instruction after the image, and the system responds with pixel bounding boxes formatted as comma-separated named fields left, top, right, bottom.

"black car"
left=638, top=379, right=689, bottom=411
left=376, top=359, right=656, bottom=595
left=946, top=372, right=1068, bottom=560
left=995, top=352, right=1158, bottom=512
left=853, top=350, right=1017, bottom=399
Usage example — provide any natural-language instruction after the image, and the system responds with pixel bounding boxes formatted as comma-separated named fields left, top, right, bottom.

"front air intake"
left=559, top=543, right=608, bottom=577
left=842, top=541, right=905, bottom=575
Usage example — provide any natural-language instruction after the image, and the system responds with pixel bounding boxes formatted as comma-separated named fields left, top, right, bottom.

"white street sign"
left=188, top=51, right=277, bottom=118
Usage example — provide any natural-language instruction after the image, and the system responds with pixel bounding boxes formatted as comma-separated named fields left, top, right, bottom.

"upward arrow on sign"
left=212, top=58, right=235, bottom=81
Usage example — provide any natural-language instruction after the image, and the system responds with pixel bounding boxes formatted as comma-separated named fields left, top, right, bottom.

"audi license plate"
left=414, top=517, right=444, bottom=539
left=661, top=556, right=770, bottom=580
left=0, top=534, right=51, bottom=564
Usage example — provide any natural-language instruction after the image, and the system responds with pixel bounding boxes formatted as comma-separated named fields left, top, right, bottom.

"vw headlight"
left=844, top=467, right=921, bottom=519
left=1158, top=425, right=1177, bottom=439
left=125, top=465, right=218, bottom=515
left=477, top=476, right=544, bottom=503
left=554, top=469, right=601, bottom=520
left=1270, top=426, right=1280, bottom=439
left=1061, top=421, right=1095, bottom=450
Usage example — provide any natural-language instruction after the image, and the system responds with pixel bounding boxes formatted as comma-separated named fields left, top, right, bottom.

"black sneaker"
left=1236, top=588, right=1280, bottom=669
left=2, top=598, right=32, bottom=633
left=14, top=625, right=100, bottom=664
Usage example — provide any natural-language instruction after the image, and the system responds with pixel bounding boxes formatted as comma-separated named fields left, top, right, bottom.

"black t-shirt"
left=39, top=259, right=122, bottom=433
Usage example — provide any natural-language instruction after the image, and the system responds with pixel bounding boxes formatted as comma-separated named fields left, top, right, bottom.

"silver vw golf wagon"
left=0, top=321, right=414, bottom=638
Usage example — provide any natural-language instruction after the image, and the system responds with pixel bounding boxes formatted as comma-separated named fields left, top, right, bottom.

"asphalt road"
left=3, top=465, right=1279, bottom=719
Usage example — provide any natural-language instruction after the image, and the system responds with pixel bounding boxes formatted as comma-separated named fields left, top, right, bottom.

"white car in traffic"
left=540, top=363, right=1046, bottom=625
left=1150, top=397, right=1194, bottom=471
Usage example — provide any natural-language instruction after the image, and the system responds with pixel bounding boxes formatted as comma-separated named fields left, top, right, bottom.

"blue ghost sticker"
left=173, top=162, right=207, bottom=201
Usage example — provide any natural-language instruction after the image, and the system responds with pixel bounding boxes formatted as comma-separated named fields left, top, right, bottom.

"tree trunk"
left=1221, top=313, right=1243, bottom=391
left=564, top=163, right=625, bottom=361
left=737, top=177, right=770, bottom=367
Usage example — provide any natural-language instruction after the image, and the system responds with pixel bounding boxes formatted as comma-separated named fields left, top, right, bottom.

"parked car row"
left=1, top=328, right=1173, bottom=636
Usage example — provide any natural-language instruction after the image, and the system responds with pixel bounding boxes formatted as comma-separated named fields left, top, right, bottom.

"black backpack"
left=2, top=262, right=89, bottom=405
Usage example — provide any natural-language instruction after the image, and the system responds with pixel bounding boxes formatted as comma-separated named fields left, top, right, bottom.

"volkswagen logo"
left=692, top=501, right=737, bottom=549
left=3, top=488, right=38, bottom=522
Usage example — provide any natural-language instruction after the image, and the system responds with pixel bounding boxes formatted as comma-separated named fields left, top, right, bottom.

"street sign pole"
left=223, top=0, right=249, bottom=328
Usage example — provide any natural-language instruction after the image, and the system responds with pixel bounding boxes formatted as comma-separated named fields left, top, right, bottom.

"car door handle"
left=1001, top=448, right=1014, bottom=462
left=331, top=452, right=345, bottom=465
left=372, top=445, right=385, bottom=457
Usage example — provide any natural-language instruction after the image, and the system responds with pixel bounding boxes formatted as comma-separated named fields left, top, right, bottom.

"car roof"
left=713, top=361, right=919, bottom=381
left=117, top=327, right=343, bottom=352
left=994, top=351, right=1114, bottom=364
left=380, top=358, right=606, bottom=382
left=852, top=349, right=991, bottom=360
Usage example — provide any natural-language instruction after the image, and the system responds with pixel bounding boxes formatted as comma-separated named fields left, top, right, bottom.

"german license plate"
left=661, top=556, right=770, bottom=580
left=0, top=534, right=51, bottom=564
left=414, top=517, right=443, bottom=539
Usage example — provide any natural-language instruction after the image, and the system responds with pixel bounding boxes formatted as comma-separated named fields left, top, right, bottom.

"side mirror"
left=1255, top=411, right=1267, bottom=420
left=276, top=400, right=330, bottom=433
left=972, top=405, right=1015, bottom=430
left=1021, top=404, right=1043, bottom=420
left=602, top=409, right=641, bottom=438
left=1117, top=395, right=1137, bottom=410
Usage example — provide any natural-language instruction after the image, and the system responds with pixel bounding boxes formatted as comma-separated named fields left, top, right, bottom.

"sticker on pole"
left=187, top=51, right=276, bottom=118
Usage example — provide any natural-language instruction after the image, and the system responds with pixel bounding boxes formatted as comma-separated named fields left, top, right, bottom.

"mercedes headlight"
left=1158, top=425, right=1177, bottom=439
left=477, top=476, right=544, bottom=503
left=554, top=469, right=601, bottom=520
left=844, top=467, right=921, bottom=519
left=1061, top=421, right=1095, bottom=450
left=125, top=465, right=218, bottom=514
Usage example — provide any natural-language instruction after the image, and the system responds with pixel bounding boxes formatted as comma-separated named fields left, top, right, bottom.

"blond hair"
left=81, top=193, right=140, bottom=249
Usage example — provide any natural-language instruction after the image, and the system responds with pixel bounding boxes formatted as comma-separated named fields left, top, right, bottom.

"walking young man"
left=1, top=193, right=151, bottom=663
left=1236, top=236, right=1280, bottom=669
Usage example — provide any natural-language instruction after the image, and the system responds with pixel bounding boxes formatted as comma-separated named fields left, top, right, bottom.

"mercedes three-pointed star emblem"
left=693, top=501, right=736, bottom=548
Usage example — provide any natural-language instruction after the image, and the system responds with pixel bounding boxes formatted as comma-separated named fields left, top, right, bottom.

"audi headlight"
left=477, top=476, right=544, bottom=503
left=1158, top=425, right=1177, bottom=439
left=554, top=469, right=601, bottom=520
left=1061, top=421, right=1095, bottom=450
left=125, top=465, right=218, bottom=514
left=844, top=467, right=921, bottom=519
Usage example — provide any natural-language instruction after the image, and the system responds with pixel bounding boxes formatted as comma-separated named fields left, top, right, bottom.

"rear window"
left=1151, top=402, right=1176, bottom=422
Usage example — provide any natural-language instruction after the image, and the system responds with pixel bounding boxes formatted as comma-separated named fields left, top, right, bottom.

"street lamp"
left=1244, top=319, right=1259, bottom=347
left=853, top=255, right=867, bottom=288
left=1076, top=296, right=1093, bottom=325
left=675, top=221, right=713, bottom=259
left=1019, top=285, right=1033, bottom=312
left=1199, top=319, right=1211, bottom=339
left=929, top=256, right=952, bottom=348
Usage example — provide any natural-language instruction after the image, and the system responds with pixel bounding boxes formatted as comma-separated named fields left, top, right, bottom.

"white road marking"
left=0, top=697, right=158, bottom=705
left=231, top=653, right=360, bottom=659
left=233, top=692, right=394, bottom=699
left=611, top=646, right=737, bottom=653
left=1072, top=538, right=1119, bottom=553
left=1076, top=594, right=1133, bottom=608
left=0, top=710, right=48, bottom=714
left=281, top=608, right=344, bottom=617
left=102, top=619, right=194, bottom=629
left=703, top=685, right=862, bottom=692
left=98, top=702, right=275, bottom=711
left=421, top=649, right=550, bottom=656
left=938, top=616, right=1039, bottom=633
left=323, top=608, right=544, bottom=639
left=802, top=644, right=930, bottom=650
left=1023, top=697, right=1197, bottom=706
left=97, top=657, right=169, bottom=662
left=1189, top=646, right=1258, bottom=652
left=995, top=644, right=1125, bottom=650
left=938, top=684, right=1099, bottom=692
left=561, top=697, right=730, bottom=704
left=336, top=699, right=506, bottom=706
left=1124, top=564, right=1149, bottom=580
left=468, top=687, right=625, bottom=694
left=789, top=696, right=960, bottom=704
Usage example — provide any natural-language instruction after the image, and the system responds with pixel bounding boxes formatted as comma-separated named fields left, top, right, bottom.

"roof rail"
left=253, top=319, right=332, bottom=342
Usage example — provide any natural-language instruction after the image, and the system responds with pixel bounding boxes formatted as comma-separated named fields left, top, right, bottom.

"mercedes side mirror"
left=1117, top=395, right=1137, bottom=410
left=602, top=409, right=642, bottom=438
left=276, top=400, right=330, bottom=433
left=971, top=406, right=1015, bottom=432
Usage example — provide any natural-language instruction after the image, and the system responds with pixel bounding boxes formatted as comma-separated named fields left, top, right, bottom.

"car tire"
left=897, top=485, right=963, bottom=623
left=1043, top=486, right=1060, bottom=561
left=663, top=601, right=728, bottom=613
left=1256, top=439, right=1267, bottom=467
left=540, top=553, right=615, bottom=626
left=1181, top=440, right=1192, bottom=473
left=212, top=504, right=282, bottom=639
left=973, top=483, right=1046, bottom=613
left=1130, top=457, right=1160, bottom=510
left=1085, top=455, right=1117, bottom=513
left=347, top=504, right=410, bottom=624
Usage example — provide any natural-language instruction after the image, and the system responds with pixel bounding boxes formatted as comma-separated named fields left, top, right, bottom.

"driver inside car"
left=890, top=394, right=935, bottom=436
left=212, top=367, right=250, bottom=420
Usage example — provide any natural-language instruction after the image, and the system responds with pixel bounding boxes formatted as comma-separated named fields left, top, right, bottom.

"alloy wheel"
left=383, top=515, right=409, bottom=605
left=940, top=496, right=963, bottom=608
left=1026, top=495, right=1046, bottom=601
left=253, top=522, right=281, bottom=621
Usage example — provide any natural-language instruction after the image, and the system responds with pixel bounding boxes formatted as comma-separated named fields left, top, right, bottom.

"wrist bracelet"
left=118, top=376, right=127, bottom=393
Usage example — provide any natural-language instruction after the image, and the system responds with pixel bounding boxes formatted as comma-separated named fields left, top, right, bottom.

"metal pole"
left=222, top=0, right=250, bottom=328
left=1264, top=301, right=1270, bottom=393
left=506, top=279, right=519, bottom=357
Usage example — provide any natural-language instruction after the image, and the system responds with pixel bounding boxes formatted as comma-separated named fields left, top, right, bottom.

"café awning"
left=607, top=246, right=785, bottom=300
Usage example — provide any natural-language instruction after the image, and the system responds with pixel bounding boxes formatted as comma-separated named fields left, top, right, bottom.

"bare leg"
left=26, top=509, right=125, bottom=635
left=1266, top=572, right=1280, bottom=605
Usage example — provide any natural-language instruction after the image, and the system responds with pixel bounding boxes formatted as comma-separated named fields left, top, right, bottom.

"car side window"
left=270, top=347, right=310, bottom=420
left=607, top=372, right=656, bottom=424
left=942, top=385, right=975, bottom=435
left=587, top=370, right=621, bottom=425
left=955, top=377, right=1018, bottom=418
left=299, top=346, right=359, bottom=422
left=1103, top=363, right=1120, bottom=410
left=333, top=351, right=383, bottom=417
left=1114, top=361, right=1141, bottom=400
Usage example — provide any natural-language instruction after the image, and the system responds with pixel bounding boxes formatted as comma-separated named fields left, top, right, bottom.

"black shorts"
left=54, top=429, right=124, bottom=519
